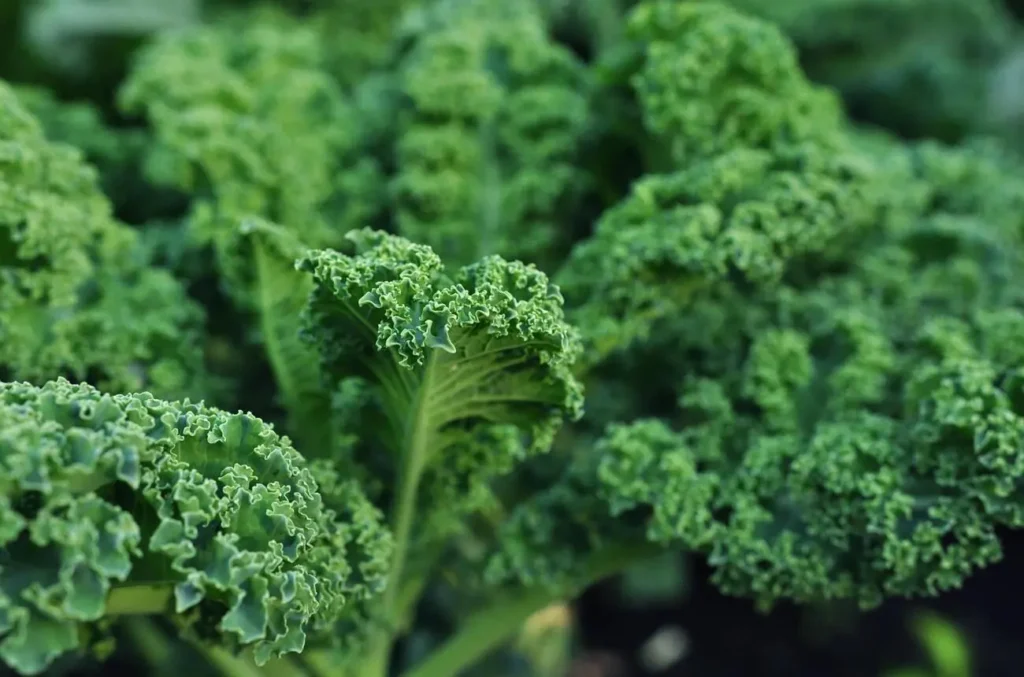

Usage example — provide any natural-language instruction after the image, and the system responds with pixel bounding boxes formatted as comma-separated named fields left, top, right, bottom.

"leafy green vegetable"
left=493, top=120, right=1024, bottom=612
left=0, top=378, right=389, bottom=674
left=3, top=0, right=1024, bottom=675
left=389, top=0, right=590, bottom=267
left=0, top=81, right=205, bottom=399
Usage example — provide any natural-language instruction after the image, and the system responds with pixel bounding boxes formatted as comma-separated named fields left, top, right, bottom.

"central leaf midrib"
left=379, top=350, right=439, bottom=625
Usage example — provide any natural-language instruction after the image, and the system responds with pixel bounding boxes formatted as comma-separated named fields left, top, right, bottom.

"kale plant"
left=3, top=0, right=1024, bottom=675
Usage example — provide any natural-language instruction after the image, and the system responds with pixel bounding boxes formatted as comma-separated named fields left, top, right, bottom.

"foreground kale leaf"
left=298, top=230, right=583, bottom=664
left=3, top=0, right=1024, bottom=675
left=0, top=378, right=389, bottom=674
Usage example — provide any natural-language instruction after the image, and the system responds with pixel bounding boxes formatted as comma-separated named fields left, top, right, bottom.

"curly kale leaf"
left=0, top=378, right=391, bottom=675
left=557, top=140, right=901, bottom=361
left=628, top=0, right=844, bottom=165
left=0, top=81, right=205, bottom=399
left=389, top=0, right=590, bottom=268
left=0, top=81, right=110, bottom=309
left=492, top=138, right=1024, bottom=609
left=554, top=2, right=892, bottom=362
left=298, top=229, right=583, bottom=621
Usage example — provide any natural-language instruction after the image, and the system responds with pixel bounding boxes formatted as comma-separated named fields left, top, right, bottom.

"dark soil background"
left=576, top=531, right=1024, bottom=677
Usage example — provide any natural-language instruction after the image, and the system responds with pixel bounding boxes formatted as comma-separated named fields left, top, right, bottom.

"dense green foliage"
left=3, top=0, right=1024, bottom=675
